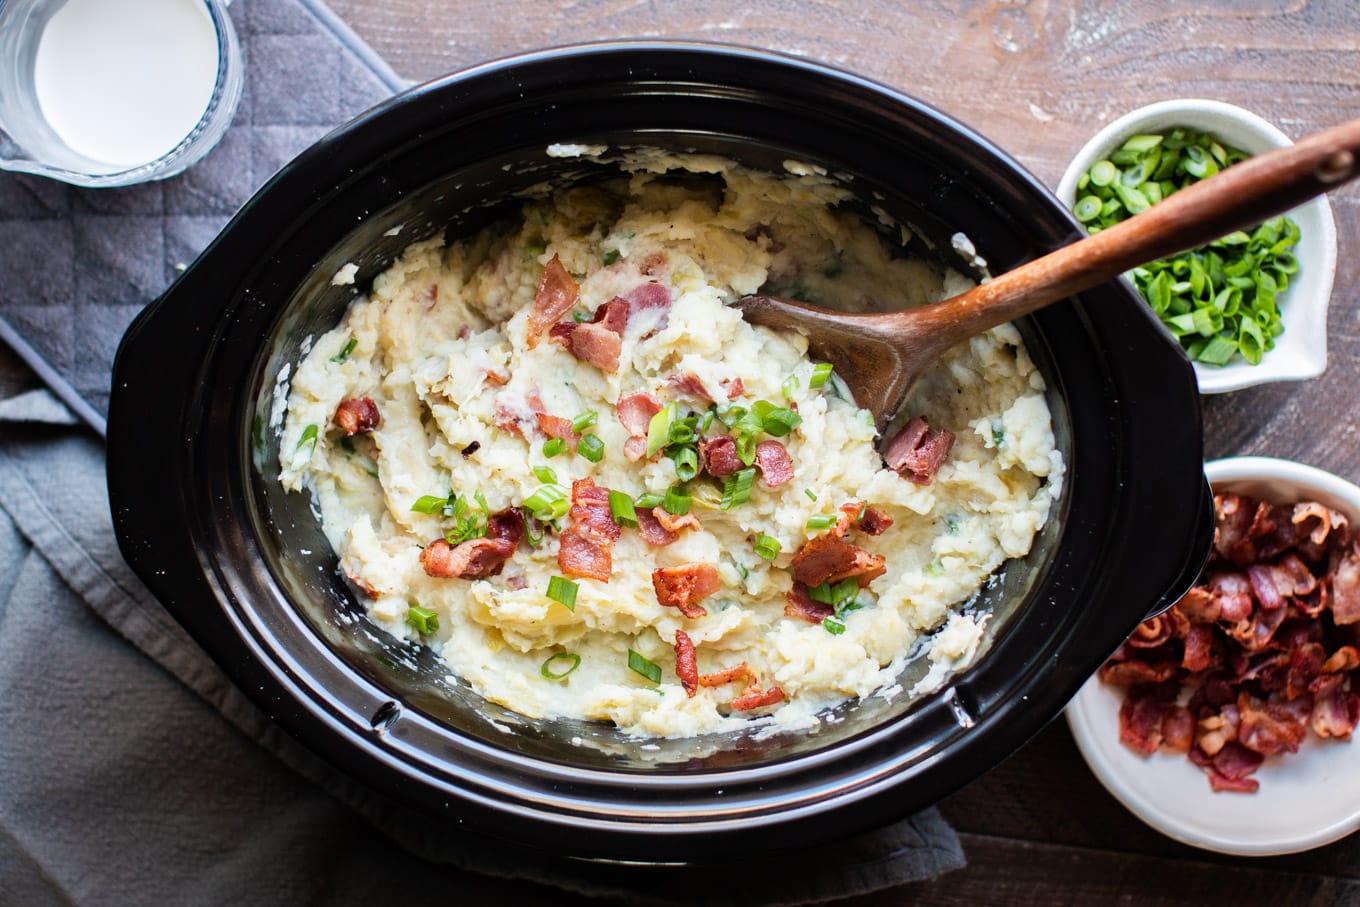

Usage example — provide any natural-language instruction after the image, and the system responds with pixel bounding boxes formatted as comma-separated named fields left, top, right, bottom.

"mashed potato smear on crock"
left=279, top=155, right=1063, bottom=738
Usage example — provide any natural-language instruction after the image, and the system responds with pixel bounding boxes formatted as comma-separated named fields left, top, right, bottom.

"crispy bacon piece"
left=699, top=663, right=755, bottom=688
left=535, top=412, right=579, bottom=451
left=553, top=298, right=631, bottom=373
left=1182, top=622, right=1216, bottom=672
left=654, top=508, right=700, bottom=534
left=754, top=440, right=794, bottom=488
left=731, top=685, right=786, bottom=710
left=419, top=537, right=517, bottom=580
left=1118, top=688, right=1175, bottom=754
left=859, top=504, right=893, bottom=536
left=616, top=391, right=662, bottom=462
left=1333, top=548, right=1360, bottom=625
left=334, top=397, right=380, bottom=436
left=1189, top=742, right=1263, bottom=793
left=636, top=508, right=678, bottom=547
left=635, top=506, right=701, bottom=547
left=697, top=661, right=784, bottom=711
left=626, top=280, right=671, bottom=311
left=699, top=435, right=743, bottom=477
left=487, top=508, right=525, bottom=548
left=1127, top=613, right=1176, bottom=649
left=593, top=298, right=631, bottom=334
left=883, top=416, right=954, bottom=485
left=567, top=323, right=623, bottom=372
left=1313, top=687, right=1360, bottom=738
left=557, top=479, right=620, bottom=582
left=668, top=371, right=713, bottom=402
left=527, top=255, right=579, bottom=348
left=790, top=534, right=886, bottom=588
left=652, top=562, right=721, bottom=619
left=674, top=630, right=698, bottom=697
left=722, top=377, right=744, bottom=399
left=784, top=582, right=834, bottom=624
left=1098, top=658, right=1178, bottom=686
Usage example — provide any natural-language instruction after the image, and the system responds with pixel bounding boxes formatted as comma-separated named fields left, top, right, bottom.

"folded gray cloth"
left=0, top=385, right=965, bottom=904
left=0, top=0, right=404, bottom=420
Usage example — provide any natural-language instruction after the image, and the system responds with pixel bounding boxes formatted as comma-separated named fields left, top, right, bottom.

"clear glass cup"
left=0, top=0, right=243, bottom=187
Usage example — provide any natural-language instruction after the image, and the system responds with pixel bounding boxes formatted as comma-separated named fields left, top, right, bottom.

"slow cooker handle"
left=1140, top=473, right=1214, bottom=622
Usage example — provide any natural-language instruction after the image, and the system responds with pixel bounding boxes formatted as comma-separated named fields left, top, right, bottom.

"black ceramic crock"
left=107, top=42, right=1213, bottom=862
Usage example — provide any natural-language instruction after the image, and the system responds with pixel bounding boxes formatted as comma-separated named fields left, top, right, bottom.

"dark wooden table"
left=0, top=4, right=1351, bottom=903
left=328, top=2, right=1360, bottom=902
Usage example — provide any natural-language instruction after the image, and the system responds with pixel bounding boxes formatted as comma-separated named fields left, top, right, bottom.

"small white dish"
left=1056, top=99, right=1337, bottom=394
left=1066, top=456, right=1360, bottom=856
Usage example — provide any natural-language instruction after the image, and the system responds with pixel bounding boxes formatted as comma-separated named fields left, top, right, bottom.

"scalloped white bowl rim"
left=1057, top=99, right=1337, bottom=395
left=1066, top=456, right=1360, bottom=855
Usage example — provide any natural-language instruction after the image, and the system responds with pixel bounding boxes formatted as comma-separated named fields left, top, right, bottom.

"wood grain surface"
left=328, top=1, right=1360, bottom=903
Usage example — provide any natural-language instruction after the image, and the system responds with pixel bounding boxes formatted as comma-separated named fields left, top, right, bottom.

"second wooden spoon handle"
left=915, top=117, right=1360, bottom=339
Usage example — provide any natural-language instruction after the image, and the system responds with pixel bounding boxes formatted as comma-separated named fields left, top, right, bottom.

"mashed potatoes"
left=279, top=154, right=1064, bottom=738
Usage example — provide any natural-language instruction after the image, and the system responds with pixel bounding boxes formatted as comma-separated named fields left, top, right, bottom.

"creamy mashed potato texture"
left=279, top=154, right=1064, bottom=738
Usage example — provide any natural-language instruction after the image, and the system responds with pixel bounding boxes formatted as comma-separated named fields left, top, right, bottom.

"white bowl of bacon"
left=1067, top=456, right=1360, bottom=855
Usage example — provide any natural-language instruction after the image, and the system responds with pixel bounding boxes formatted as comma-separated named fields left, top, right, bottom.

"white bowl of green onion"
left=1057, top=98, right=1337, bottom=394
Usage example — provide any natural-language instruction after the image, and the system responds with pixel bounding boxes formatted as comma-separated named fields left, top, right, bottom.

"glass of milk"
left=0, top=0, right=243, bottom=187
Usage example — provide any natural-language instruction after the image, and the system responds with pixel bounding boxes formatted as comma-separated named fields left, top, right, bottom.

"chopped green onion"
left=406, top=604, right=439, bottom=635
left=523, top=484, right=570, bottom=521
left=781, top=374, right=799, bottom=398
left=330, top=336, right=357, bottom=364
left=720, top=467, right=757, bottom=510
left=444, top=490, right=489, bottom=543
left=411, top=495, right=448, bottom=515
left=1089, top=160, right=1117, bottom=186
left=540, top=652, right=581, bottom=680
left=693, top=407, right=713, bottom=434
left=759, top=404, right=802, bottom=437
left=524, top=516, right=544, bottom=547
left=672, top=446, right=699, bottom=482
left=571, top=410, right=598, bottom=433
left=543, top=437, right=568, bottom=458
left=546, top=576, right=578, bottom=611
left=754, top=534, right=781, bottom=560
left=808, top=363, right=834, bottom=389
left=602, top=248, right=621, bottom=266
left=669, top=414, right=698, bottom=445
left=628, top=649, right=662, bottom=684
left=609, top=490, right=639, bottom=528
left=635, top=492, right=664, bottom=509
left=646, top=402, right=677, bottom=457
left=663, top=485, right=692, bottom=515
left=823, top=616, right=846, bottom=635
left=805, top=488, right=818, bottom=502
left=533, top=465, right=557, bottom=484
left=806, top=514, right=837, bottom=531
left=578, top=434, right=605, bottom=463
left=1073, top=195, right=1103, bottom=223
left=296, top=423, right=319, bottom=452
left=735, top=432, right=757, bottom=466
left=571, top=309, right=591, bottom=323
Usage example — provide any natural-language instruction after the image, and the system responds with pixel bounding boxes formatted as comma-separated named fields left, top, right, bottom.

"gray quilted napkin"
left=0, top=0, right=403, bottom=417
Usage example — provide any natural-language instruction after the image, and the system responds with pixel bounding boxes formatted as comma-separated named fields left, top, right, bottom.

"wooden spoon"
left=738, top=118, right=1360, bottom=429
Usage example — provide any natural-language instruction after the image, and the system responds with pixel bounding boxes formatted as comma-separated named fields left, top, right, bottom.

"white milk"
left=33, top=0, right=220, bottom=168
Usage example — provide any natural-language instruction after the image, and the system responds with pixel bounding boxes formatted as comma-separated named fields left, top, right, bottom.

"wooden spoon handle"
left=905, top=117, right=1360, bottom=343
